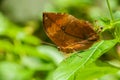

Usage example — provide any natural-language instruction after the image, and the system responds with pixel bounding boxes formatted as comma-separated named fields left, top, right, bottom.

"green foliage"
left=53, top=40, right=118, bottom=80
left=76, top=60, right=119, bottom=80
left=0, top=13, right=64, bottom=80
left=114, top=24, right=120, bottom=42
left=53, top=0, right=120, bottom=80
left=0, top=0, right=120, bottom=80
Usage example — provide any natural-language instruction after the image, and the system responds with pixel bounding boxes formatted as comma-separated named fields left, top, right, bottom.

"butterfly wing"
left=43, top=13, right=99, bottom=53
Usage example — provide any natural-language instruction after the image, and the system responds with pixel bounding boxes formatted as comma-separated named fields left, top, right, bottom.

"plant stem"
left=106, top=0, right=114, bottom=21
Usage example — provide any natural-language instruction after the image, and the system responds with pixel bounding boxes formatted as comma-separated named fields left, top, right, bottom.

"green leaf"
left=114, top=11, right=120, bottom=21
left=21, top=56, right=55, bottom=71
left=114, top=24, right=120, bottom=42
left=21, top=35, right=41, bottom=45
left=99, top=71, right=120, bottom=80
left=0, top=61, right=33, bottom=80
left=37, top=45, right=64, bottom=65
left=14, top=44, right=64, bottom=65
left=53, top=39, right=117, bottom=80
left=75, top=60, right=119, bottom=80
left=100, top=17, right=111, bottom=26
left=0, top=40, right=13, bottom=52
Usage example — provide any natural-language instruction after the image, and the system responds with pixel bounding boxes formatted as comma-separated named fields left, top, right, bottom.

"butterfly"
left=43, top=13, right=99, bottom=53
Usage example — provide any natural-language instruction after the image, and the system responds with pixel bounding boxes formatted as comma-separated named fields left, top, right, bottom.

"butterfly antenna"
left=41, top=41, right=57, bottom=47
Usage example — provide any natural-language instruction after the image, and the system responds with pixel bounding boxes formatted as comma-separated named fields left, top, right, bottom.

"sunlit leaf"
left=75, top=60, right=119, bottom=80
left=53, top=39, right=117, bottom=80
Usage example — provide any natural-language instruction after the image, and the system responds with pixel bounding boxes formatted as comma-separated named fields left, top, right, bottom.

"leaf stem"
left=106, top=0, right=114, bottom=21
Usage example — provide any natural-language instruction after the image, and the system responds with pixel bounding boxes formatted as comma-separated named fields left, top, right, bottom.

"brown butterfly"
left=43, top=13, right=99, bottom=53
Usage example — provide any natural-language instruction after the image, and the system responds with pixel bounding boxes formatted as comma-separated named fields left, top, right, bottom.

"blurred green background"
left=0, top=0, right=120, bottom=80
